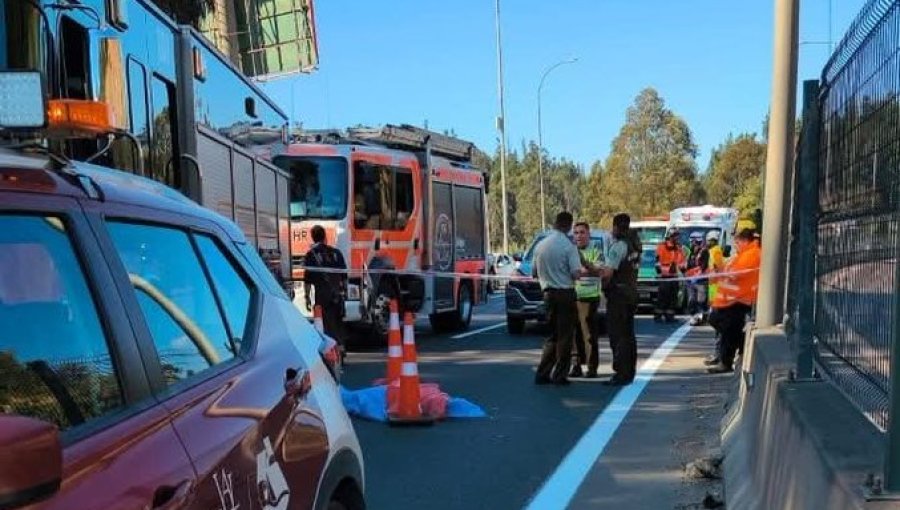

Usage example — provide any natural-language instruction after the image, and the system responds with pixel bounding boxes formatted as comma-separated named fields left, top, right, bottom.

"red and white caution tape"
left=288, top=265, right=758, bottom=284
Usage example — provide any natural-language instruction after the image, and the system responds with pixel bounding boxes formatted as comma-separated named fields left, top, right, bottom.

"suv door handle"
left=152, top=479, right=194, bottom=509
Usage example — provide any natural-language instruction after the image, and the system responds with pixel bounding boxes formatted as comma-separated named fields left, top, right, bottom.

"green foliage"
left=485, top=142, right=585, bottom=251
left=585, top=88, right=704, bottom=225
left=704, top=133, right=767, bottom=216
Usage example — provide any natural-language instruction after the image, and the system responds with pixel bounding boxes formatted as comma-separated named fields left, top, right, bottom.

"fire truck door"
left=432, top=182, right=456, bottom=310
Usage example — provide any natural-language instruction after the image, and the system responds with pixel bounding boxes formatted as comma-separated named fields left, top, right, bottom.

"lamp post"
left=537, top=57, right=578, bottom=230
left=494, top=0, right=510, bottom=254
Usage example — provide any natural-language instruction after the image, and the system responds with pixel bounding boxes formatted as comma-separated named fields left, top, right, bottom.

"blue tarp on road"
left=340, top=385, right=487, bottom=422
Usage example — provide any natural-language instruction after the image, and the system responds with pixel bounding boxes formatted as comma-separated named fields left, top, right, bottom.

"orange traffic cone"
left=386, top=299, right=403, bottom=382
left=313, top=305, right=324, bottom=334
left=389, top=311, right=434, bottom=426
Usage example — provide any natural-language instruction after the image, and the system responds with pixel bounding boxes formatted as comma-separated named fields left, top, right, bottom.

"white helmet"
left=706, top=230, right=720, bottom=242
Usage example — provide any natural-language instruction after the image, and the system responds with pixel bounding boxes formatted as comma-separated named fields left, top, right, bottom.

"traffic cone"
left=313, top=305, right=324, bottom=334
left=388, top=311, right=434, bottom=426
left=386, top=299, right=403, bottom=382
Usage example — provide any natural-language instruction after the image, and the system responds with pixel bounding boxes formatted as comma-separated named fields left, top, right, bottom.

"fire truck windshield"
left=1, top=3, right=45, bottom=72
left=280, top=156, right=349, bottom=220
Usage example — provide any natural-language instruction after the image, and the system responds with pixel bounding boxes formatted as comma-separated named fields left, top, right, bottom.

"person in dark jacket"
left=599, top=213, right=642, bottom=386
left=304, top=225, right=347, bottom=348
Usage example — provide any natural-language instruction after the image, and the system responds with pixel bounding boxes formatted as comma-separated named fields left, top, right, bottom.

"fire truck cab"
left=271, top=125, right=489, bottom=338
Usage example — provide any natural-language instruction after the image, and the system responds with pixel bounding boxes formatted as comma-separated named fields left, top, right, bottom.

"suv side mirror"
left=0, top=415, right=62, bottom=508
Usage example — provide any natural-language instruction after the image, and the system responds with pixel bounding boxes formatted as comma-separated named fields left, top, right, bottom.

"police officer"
left=570, top=222, right=603, bottom=378
left=533, top=212, right=587, bottom=385
left=304, top=225, right=348, bottom=349
left=599, top=213, right=641, bottom=386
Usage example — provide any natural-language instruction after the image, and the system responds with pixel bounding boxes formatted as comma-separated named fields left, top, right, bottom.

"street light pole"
left=494, top=0, right=510, bottom=254
left=537, top=57, right=578, bottom=231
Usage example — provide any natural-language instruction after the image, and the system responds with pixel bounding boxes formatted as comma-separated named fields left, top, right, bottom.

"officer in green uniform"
left=571, top=222, right=603, bottom=378
left=600, top=213, right=641, bottom=386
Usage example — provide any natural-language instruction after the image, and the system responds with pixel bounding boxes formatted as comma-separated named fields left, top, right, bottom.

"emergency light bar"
left=47, top=99, right=116, bottom=136
left=0, top=71, right=46, bottom=129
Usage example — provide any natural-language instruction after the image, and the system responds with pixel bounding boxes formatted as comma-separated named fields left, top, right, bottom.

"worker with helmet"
left=655, top=228, right=687, bottom=322
left=685, top=231, right=711, bottom=325
left=707, top=228, right=762, bottom=373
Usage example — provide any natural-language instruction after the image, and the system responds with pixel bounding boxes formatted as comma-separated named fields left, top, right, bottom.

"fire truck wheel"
left=453, top=282, right=474, bottom=330
left=370, top=293, right=393, bottom=343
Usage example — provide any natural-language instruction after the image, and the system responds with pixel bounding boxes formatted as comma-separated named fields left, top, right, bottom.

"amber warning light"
left=47, top=99, right=116, bottom=135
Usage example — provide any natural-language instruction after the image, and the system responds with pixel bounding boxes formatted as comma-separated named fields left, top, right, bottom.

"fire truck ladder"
left=347, top=124, right=476, bottom=162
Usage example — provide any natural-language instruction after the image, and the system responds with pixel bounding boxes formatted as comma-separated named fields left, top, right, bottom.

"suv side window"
left=194, top=235, right=252, bottom=350
left=0, top=215, right=123, bottom=430
left=107, top=222, right=235, bottom=385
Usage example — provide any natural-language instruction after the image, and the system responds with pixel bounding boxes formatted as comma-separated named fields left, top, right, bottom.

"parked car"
left=0, top=151, right=365, bottom=510
left=636, top=243, right=688, bottom=313
left=487, top=253, right=518, bottom=292
left=505, top=229, right=610, bottom=334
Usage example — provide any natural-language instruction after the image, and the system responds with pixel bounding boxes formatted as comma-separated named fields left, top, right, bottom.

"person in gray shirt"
left=533, top=211, right=587, bottom=385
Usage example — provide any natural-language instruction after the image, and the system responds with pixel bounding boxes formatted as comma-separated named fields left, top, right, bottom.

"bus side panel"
left=197, top=130, right=235, bottom=220
left=233, top=151, right=258, bottom=245
left=253, top=159, right=279, bottom=253
left=276, top=171, right=292, bottom=280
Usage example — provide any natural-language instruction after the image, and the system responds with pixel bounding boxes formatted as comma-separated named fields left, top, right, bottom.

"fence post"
left=791, top=79, right=820, bottom=381
left=887, top=198, right=900, bottom=490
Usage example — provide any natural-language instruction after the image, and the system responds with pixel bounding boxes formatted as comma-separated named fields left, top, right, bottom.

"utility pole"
left=495, top=0, right=510, bottom=254
left=757, top=0, right=799, bottom=328
left=537, top=57, right=577, bottom=231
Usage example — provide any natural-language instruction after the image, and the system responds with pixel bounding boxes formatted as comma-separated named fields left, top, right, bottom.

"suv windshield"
left=522, top=232, right=605, bottom=264
left=635, top=226, right=667, bottom=244
left=1, top=4, right=45, bottom=72
left=277, top=156, right=349, bottom=220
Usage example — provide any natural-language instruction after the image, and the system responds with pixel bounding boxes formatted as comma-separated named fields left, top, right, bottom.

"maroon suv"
left=0, top=149, right=365, bottom=510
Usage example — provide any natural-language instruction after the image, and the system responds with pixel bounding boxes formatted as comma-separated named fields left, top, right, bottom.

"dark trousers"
left=656, top=279, right=678, bottom=316
left=573, top=300, right=600, bottom=373
left=320, top=301, right=346, bottom=346
left=536, top=289, right=577, bottom=381
left=608, top=297, right=637, bottom=381
left=709, top=303, right=751, bottom=368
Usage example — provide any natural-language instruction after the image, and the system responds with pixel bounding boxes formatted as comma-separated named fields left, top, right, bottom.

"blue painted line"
left=524, top=321, right=694, bottom=510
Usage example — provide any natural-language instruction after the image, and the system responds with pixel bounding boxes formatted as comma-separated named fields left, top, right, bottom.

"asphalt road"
left=341, top=294, right=726, bottom=510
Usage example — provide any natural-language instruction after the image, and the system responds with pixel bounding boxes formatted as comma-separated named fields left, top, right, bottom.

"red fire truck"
left=270, top=124, right=490, bottom=338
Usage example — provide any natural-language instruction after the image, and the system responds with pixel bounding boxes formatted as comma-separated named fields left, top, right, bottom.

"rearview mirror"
left=0, top=415, right=62, bottom=508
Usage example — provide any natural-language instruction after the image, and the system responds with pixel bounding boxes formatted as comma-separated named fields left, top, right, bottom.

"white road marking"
left=450, top=322, right=507, bottom=339
left=524, top=321, right=694, bottom=510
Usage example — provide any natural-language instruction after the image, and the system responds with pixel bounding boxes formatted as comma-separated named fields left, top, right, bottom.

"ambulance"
left=668, top=205, right=739, bottom=258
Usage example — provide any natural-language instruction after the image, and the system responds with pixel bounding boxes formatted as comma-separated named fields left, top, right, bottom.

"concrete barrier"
left=722, top=327, right=892, bottom=509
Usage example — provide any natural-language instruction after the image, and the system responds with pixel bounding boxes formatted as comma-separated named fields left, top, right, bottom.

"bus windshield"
left=278, top=156, right=349, bottom=221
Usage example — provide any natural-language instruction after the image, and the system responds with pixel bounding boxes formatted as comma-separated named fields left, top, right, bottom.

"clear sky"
left=260, top=0, right=867, bottom=172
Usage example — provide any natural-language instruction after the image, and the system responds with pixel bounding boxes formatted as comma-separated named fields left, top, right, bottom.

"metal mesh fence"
left=815, top=0, right=900, bottom=430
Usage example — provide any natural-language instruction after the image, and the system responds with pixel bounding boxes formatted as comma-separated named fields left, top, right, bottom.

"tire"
left=369, top=292, right=393, bottom=344
left=507, top=316, right=526, bottom=335
left=452, top=283, right=474, bottom=330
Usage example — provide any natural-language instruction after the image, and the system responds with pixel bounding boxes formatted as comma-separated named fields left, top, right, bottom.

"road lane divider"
left=524, top=321, right=694, bottom=510
left=450, top=322, right=507, bottom=339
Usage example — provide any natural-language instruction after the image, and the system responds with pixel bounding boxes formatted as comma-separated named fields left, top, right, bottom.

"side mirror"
left=512, top=253, right=523, bottom=262
left=0, top=415, right=62, bottom=508
left=724, top=246, right=732, bottom=257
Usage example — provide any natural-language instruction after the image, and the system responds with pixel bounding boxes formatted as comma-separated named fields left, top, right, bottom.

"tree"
left=704, top=133, right=767, bottom=212
left=585, top=88, right=703, bottom=224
